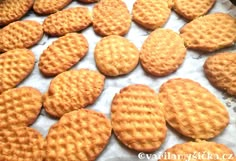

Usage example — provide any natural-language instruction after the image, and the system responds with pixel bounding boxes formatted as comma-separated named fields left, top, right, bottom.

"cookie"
left=0, top=0, right=34, bottom=26
left=77, top=0, right=98, bottom=3
left=140, top=29, right=186, bottom=77
left=111, top=84, right=167, bottom=152
left=180, top=13, right=236, bottom=52
left=43, top=69, right=105, bottom=118
left=39, top=33, right=88, bottom=76
left=159, top=78, right=229, bottom=140
left=0, top=49, right=35, bottom=93
left=92, top=0, right=131, bottom=36
left=45, top=109, right=111, bottom=161
left=159, top=141, right=235, bottom=161
left=0, top=20, right=43, bottom=52
left=43, top=7, right=92, bottom=36
left=0, top=87, right=42, bottom=129
left=204, top=52, right=236, bottom=96
left=132, top=0, right=171, bottom=30
left=173, top=0, right=216, bottom=20
left=33, top=0, right=72, bottom=15
left=94, top=35, right=139, bottom=76
left=0, top=127, right=45, bottom=161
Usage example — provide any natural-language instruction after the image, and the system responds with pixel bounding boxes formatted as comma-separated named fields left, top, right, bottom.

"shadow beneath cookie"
left=186, top=43, right=236, bottom=58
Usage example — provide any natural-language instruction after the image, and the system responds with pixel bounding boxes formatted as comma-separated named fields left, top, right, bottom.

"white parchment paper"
left=18, top=0, right=236, bottom=160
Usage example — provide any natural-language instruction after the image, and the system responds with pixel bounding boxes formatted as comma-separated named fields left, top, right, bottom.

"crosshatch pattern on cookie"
left=0, top=49, right=35, bottom=93
left=45, top=109, right=112, bottom=161
left=159, top=78, right=229, bottom=140
left=111, top=84, right=167, bottom=152
left=39, top=33, right=88, bottom=76
left=0, top=20, right=43, bottom=52
left=43, top=69, right=105, bottom=118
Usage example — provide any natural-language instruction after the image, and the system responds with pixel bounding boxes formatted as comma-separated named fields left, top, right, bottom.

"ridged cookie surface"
left=159, top=141, right=235, bottom=161
left=92, top=0, right=131, bottom=36
left=173, top=0, right=216, bottom=20
left=33, top=0, right=72, bottom=15
left=0, top=0, right=34, bottom=26
left=111, top=84, right=167, bottom=152
left=140, top=29, right=186, bottom=77
left=43, top=69, right=105, bottom=118
left=0, top=20, right=43, bottom=52
left=0, top=87, right=42, bottom=129
left=159, top=78, right=229, bottom=140
left=180, top=13, right=236, bottom=52
left=204, top=52, right=236, bottom=96
left=45, top=109, right=111, bottom=161
left=39, top=33, right=88, bottom=76
left=132, top=0, right=171, bottom=30
left=43, top=7, right=92, bottom=36
left=0, top=127, right=45, bottom=161
left=95, top=35, right=139, bottom=76
left=0, top=49, right=35, bottom=93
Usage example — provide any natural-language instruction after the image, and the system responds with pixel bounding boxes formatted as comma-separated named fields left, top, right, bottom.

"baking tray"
left=13, top=0, right=236, bottom=160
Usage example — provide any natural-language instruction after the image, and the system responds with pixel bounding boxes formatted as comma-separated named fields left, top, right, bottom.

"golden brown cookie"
left=111, top=84, right=167, bottom=152
left=140, top=29, right=186, bottom=77
left=0, top=20, right=43, bottom=52
left=0, top=127, right=45, bottom=161
left=43, top=7, right=92, bottom=36
left=43, top=69, right=105, bottom=118
left=204, top=52, right=236, bottom=96
left=0, top=0, right=34, bottom=26
left=39, top=33, right=88, bottom=76
left=92, top=0, right=131, bottom=36
left=159, top=78, right=229, bottom=140
left=0, top=87, right=42, bottom=129
left=132, top=0, right=171, bottom=30
left=173, top=0, right=216, bottom=20
left=33, top=0, right=72, bottom=15
left=45, top=109, right=111, bottom=161
left=159, top=141, right=235, bottom=161
left=0, top=49, right=35, bottom=93
left=180, top=13, right=236, bottom=52
left=94, top=35, right=139, bottom=76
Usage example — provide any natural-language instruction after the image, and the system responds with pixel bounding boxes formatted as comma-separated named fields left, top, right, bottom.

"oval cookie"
left=45, top=109, right=111, bottom=161
left=0, top=20, right=43, bottom=52
left=39, top=33, right=88, bottom=76
left=204, top=52, right=236, bottom=96
left=0, top=49, right=35, bottom=93
left=33, top=0, right=72, bottom=15
left=0, top=0, right=34, bottom=26
left=180, top=13, right=236, bottom=52
left=159, top=78, right=229, bottom=140
left=0, top=127, right=44, bottom=161
left=92, top=0, right=131, bottom=36
left=111, top=84, right=167, bottom=152
left=0, top=87, right=42, bottom=129
left=140, top=29, right=186, bottom=77
left=43, top=69, right=105, bottom=118
left=94, top=35, right=139, bottom=76
left=132, top=0, right=171, bottom=30
left=159, top=141, right=235, bottom=161
left=173, top=0, right=216, bottom=20
left=43, top=7, right=92, bottom=36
